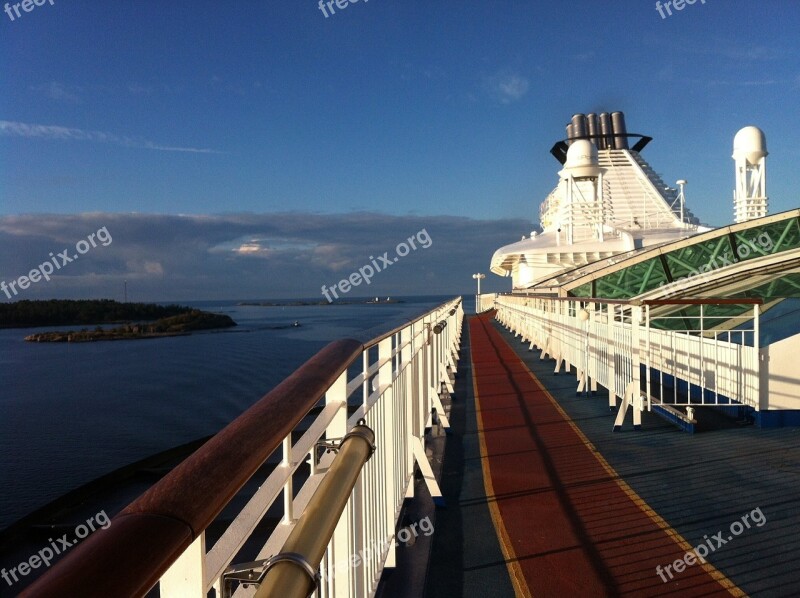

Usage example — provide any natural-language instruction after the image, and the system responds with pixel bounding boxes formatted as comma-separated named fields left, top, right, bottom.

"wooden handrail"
left=20, top=338, right=363, bottom=598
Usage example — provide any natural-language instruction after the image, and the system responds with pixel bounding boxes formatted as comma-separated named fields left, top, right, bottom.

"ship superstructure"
left=491, top=111, right=712, bottom=290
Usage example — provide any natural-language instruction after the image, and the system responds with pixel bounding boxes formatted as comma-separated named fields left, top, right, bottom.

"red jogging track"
left=469, top=313, right=743, bottom=597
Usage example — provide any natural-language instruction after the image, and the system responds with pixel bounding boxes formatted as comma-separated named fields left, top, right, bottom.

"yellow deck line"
left=471, top=360, right=533, bottom=598
left=519, top=347, right=746, bottom=597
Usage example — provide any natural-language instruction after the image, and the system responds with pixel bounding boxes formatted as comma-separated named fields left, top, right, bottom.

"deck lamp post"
left=676, top=179, right=687, bottom=226
left=472, top=273, right=485, bottom=313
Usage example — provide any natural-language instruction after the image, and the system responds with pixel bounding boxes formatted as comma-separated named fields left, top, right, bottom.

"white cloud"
left=706, top=79, right=778, bottom=87
left=485, top=70, right=530, bottom=104
left=0, top=120, right=219, bottom=154
left=127, top=83, right=154, bottom=95
left=30, top=81, right=83, bottom=103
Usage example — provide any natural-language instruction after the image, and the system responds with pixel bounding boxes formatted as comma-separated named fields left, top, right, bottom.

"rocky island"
left=24, top=310, right=237, bottom=343
left=0, top=300, right=237, bottom=342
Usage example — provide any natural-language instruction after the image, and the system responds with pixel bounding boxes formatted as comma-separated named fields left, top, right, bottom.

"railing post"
left=377, top=335, right=397, bottom=568
left=325, top=370, right=350, bottom=596
left=645, top=304, right=651, bottom=411
left=282, top=435, right=294, bottom=524
left=159, top=533, right=206, bottom=597
left=326, top=370, right=348, bottom=445
left=609, top=304, right=618, bottom=408
left=401, top=324, right=417, bottom=490
left=755, top=303, right=763, bottom=411
left=632, top=305, right=642, bottom=429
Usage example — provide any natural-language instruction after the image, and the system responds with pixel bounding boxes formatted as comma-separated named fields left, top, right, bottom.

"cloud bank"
left=0, top=212, right=528, bottom=301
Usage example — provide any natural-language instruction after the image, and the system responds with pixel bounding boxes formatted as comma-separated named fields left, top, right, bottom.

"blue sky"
left=1, top=1, right=799, bottom=300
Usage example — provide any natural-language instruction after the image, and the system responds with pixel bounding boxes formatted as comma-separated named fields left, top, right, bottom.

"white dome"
left=565, top=139, right=598, bottom=167
left=733, top=126, right=767, bottom=163
left=560, top=139, right=601, bottom=178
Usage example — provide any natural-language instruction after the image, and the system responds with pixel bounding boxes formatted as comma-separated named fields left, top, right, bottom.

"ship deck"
left=422, top=311, right=800, bottom=597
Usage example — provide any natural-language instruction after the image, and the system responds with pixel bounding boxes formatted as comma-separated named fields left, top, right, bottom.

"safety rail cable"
left=21, top=297, right=463, bottom=598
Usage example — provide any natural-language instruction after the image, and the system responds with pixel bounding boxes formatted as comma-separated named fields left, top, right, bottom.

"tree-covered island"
left=0, top=300, right=237, bottom=342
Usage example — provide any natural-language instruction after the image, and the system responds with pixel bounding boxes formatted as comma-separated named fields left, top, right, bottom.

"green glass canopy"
left=568, top=213, right=800, bottom=302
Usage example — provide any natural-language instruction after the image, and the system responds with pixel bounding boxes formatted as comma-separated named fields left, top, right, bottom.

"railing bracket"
left=316, top=437, right=345, bottom=454
left=316, top=420, right=376, bottom=457
left=222, top=552, right=320, bottom=598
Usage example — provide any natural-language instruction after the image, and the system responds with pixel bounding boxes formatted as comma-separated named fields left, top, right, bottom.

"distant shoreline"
left=238, top=299, right=404, bottom=307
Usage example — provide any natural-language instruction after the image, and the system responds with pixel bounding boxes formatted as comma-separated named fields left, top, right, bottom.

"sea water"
left=0, top=296, right=459, bottom=530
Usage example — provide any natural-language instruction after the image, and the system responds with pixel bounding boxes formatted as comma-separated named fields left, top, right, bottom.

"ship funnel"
left=598, top=112, right=612, bottom=149
left=733, top=126, right=768, bottom=223
left=611, top=111, right=629, bottom=149
left=571, top=114, right=588, bottom=139
left=586, top=113, right=599, bottom=147
left=551, top=110, right=653, bottom=164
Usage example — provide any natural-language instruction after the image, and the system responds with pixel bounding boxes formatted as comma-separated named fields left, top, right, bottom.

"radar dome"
left=733, top=126, right=767, bottom=164
left=560, top=139, right=600, bottom=178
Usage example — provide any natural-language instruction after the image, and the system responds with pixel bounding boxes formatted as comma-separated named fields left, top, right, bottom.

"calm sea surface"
left=0, top=296, right=463, bottom=530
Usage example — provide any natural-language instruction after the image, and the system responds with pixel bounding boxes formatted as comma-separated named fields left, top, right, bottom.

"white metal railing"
left=644, top=304, right=760, bottom=410
left=493, top=295, right=761, bottom=429
left=476, top=293, right=497, bottom=313
left=159, top=298, right=463, bottom=597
